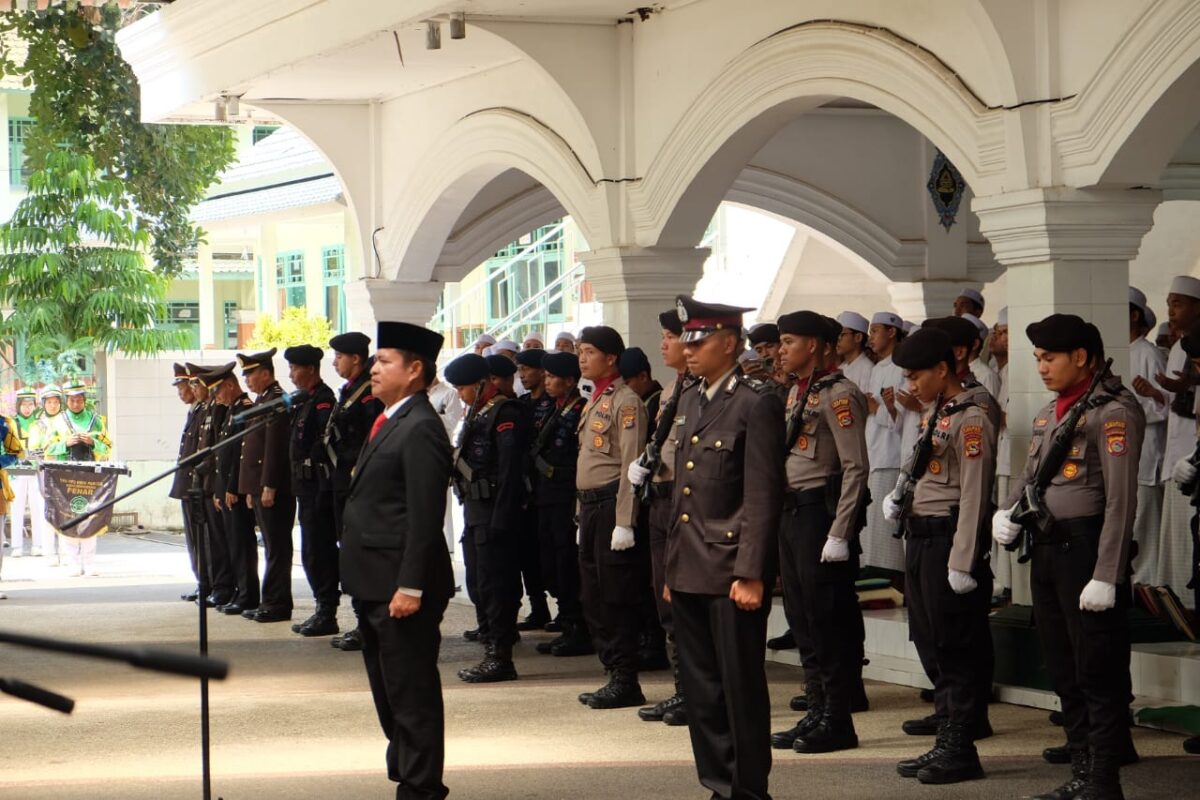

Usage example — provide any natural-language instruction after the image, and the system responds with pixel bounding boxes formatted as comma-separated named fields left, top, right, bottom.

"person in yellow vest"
left=0, top=413, right=28, bottom=599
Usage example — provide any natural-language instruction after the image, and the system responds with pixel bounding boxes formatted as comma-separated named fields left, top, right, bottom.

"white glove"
left=610, top=525, right=635, bottom=551
left=1079, top=579, right=1116, bottom=612
left=948, top=569, right=977, bottom=595
left=992, top=506, right=1021, bottom=546
left=882, top=490, right=902, bottom=521
left=627, top=461, right=651, bottom=487
left=1173, top=456, right=1197, bottom=486
left=820, top=536, right=849, bottom=563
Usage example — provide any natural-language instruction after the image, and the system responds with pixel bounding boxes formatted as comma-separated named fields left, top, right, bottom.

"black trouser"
left=357, top=595, right=450, bottom=800
left=464, top=520, right=522, bottom=648
left=199, top=495, right=236, bottom=601
left=648, top=488, right=675, bottom=635
left=638, top=499, right=666, bottom=651
left=220, top=496, right=259, bottom=608
left=578, top=485, right=647, bottom=679
left=298, top=490, right=340, bottom=610
left=672, top=589, right=772, bottom=800
left=1191, top=511, right=1199, bottom=613
left=180, top=500, right=200, bottom=583
left=905, top=517, right=993, bottom=732
left=777, top=516, right=821, bottom=689
left=536, top=499, right=582, bottom=623
left=517, top=504, right=547, bottom=613
left=461, top=525, right=488, bottom=637
left=778, top=493, right=863, bottom=718
left=252, top=493, right=296, bottom=614
left=1031, top=518, right=1131, bottom=760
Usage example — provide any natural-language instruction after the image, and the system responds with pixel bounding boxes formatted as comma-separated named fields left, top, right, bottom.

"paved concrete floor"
left=0, top=533, right=1193, bottom=799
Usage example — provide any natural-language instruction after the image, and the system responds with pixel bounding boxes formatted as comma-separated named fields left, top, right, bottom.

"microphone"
left=232, top=389, right=309, bottom=426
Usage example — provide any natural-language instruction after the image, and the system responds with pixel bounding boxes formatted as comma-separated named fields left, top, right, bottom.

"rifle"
left=1008, top=358, right=1113, bottom=563
left=784, top=373, right=827, bottom=453
left=889, top=393, right=944, bottom=539
left=635, top=375, right=688, bottom=504
left=450, top=386, right=487, bottom=501
left=531, top=395, right=585, bottom=481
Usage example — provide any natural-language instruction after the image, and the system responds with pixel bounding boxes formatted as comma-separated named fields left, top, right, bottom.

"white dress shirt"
left=382, top=393, right=420, bottom=598
left=970, top=357, right=1001, bottom=400
left=1160, top=340, right=1195, bottom=482
left=866, top=355, right=905, bottom=470
left=841, top=352, right=873, bottom=393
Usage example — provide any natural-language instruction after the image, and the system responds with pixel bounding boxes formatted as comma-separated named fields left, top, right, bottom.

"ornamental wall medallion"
left=927, top=150, right=965, bottom=231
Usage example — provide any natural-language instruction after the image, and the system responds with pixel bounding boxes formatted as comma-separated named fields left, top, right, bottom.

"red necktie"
left=368, top=412, right=387, bottom=441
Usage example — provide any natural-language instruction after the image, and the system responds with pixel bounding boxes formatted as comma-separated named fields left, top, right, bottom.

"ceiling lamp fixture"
left=449, top=12, right=466, bottom=40
left=425, top=19, right=441, bottom=50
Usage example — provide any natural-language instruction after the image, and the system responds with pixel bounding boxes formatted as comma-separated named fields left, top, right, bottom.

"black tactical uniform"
left=516, top=348, right=556, bottom=631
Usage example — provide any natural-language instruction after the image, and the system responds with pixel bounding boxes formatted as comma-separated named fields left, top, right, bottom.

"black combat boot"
left=902, top=712, right=946, bottom=736
left=536, top=632, right=566, bottom=654
left=897, top=721, right=949, bottom=777
left=772, top=685, right=826, bottom=750
left=459, top=643, right=518, bottom=683
left=586, top=672, right=645, bottom=710
left=551, top=621, right=595, bottom=657
left=516, top=597, right=551, bottom=631
left=1077, top=754, right=1124, bottom=800
left=792, top=710, right=858, bottom=754
left=1033, top=747, right=1089, bottom=800
left=916, top=721, right=985, bottom=784
left=297, top=603, right=339, bottom=636
left=788, top=681, right=820, bottom=713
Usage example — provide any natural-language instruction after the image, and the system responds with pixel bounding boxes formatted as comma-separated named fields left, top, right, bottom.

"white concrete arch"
left=1054, top=0, right=1200, bottom=188
left=628, top=20, right=1008, bottom=249
left=382, top=108, right=608, bottom=284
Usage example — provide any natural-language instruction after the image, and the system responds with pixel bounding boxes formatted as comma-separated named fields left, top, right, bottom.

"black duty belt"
left=781, top=486, right=826, bottom=511
left=648, top=480, right=674, bottom=500
left=905, top=515, right=955, bottom=539
left=1033, top=515, right=1103, bottom=546
left=577, top=480, right=619, bottom=505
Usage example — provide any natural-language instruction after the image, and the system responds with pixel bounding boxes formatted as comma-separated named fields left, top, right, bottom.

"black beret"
left=485, top=354, right=517, bottom=378
left=444, top=353, right=489, bottom=386
left=1026, top=313, right=1095, bottom=356
left=618, top=347, right=652, bottom=379
left=923, top=316, right=979, bottom=349
left=237, top=348, right=276, bottom=375
left=329, top=331, right=371, bottom=358
left=822, top=316, right=842, bottom=346
left=747, top=323, right=779, bottom=346
left=515, top=348, right=546, bottom=368
left=893, top=328, right=956, bottom=371
left=377, top=321, right=443, bottom=363
left=659, top=309, right=683, bottom=336
left=1184, top=321, right=1200, bottom=358
left=543, top=352, right=581, bottom=380
left=777, top=310, right=826, bottom=339
left=578, top=325, right=625, bottom=356
left=283, top=344, right=323, bottom=367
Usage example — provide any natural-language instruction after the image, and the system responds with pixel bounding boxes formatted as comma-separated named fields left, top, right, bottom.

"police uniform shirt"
left=576, top=376, right=647, bottom=528
left=909, top=396, right=997, bottom=572
left=961, top=382, right=1002, bottom=430
left=784, top=370, right=870, bottom=541
left=652, top=375, right=686, bottom=485
left=866, top=355, right=904, bottom=470
left=1129, top=336, right=1167, bottom=486
left=1005, top=379, right=1145, bottom=584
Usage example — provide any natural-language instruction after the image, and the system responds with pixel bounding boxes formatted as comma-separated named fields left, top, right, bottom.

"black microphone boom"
left=232, top=388, right=309, bottom=425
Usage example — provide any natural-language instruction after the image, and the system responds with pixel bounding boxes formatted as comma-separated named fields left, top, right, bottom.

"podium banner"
left=41, top=462, right=129, bottom=540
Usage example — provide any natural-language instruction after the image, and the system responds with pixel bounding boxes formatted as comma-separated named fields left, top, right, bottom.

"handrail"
left=484, top=260, right=583, bottom=339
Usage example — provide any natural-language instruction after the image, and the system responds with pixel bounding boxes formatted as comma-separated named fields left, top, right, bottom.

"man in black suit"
left=340, top=321, right=453, bottom=800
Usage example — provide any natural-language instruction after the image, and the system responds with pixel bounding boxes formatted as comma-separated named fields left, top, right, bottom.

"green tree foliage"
left=0, top=2, right=237, bottom=279
left=248, top=307, right=335, bottom=350
left=0, top=150, right=182, bottom=357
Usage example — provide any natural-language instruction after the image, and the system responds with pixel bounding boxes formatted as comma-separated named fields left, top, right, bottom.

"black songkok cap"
left=746, top=323, right=780, bottom=346
left=578, top=325, right=626, bottom=356
left=776, top=310, right=827, bottom=339
left=1026, top=313, right=1096, bottom=357
left=542, top=352, right=581, bottom=380
left=444, top=353, right=489, bottom=386
left=485, top=354, right=517, bottom=378
left=377, top=321, right=444, bottom=363
left=329, top=331, right=371, bottom=359
left=515, top=348, right=546, bottom=368
left=822, top=316, right=842, bottom=346
left=618, top=347, right=651, bottom=380
left=893, top=328, right=955, bottom=372
left=283, top=344, right=323, bottom=367
left=659, top=309, right=683, bottom=336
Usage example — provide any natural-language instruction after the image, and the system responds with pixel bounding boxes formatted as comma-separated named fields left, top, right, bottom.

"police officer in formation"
left=994, top=314, right=1144, bottom=800
left=188, top=363, right=237, bottom=608
left=285, top=345, right=340, bottom=637
left=169, top=364, right=204, bottom=601
left=444, top=352, right=529, bottom=683
left=515, top=347, right=555, bottom=630
left=531, top=351, right=593, bottom=657
left=237, top=349, right=296, bottom=623
left=883, top=327, right=997, bottom=784
left=324, top=332, right=384, bottom=652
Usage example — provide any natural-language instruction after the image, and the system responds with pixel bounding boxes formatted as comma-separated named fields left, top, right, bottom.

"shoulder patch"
left=962, top=424, right=983, bottom=459
left=620, top=405, right=638, bottom=429
left=1105, top=419, right=1128, bottom=457
left=316, top=402, right=333, bottom=411
left=361, top=395, right=375, bottom=404
left=496, top=421, right=515, bottom=433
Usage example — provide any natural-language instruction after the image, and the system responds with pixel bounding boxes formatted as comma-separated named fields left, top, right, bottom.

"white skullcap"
left=962, top=313, right=988, bottom=335
left=872, top=311, right=903, bottom=329
left=554, top=331, right=576, bottom=344
left=523, top=330, right=545, bottom=345
left=903, top=321, right=918, bottom=334
left=472, top=333, right=496, bottom=349
left=1169, top=275, right=1200, bottom=300
left=837, top=311, right=869, bottom=335
left=492, top=339, right=519, bottom=354
left=996, top=307, right=1008, bottom=327
left=957, top=287, right=985, bottom=309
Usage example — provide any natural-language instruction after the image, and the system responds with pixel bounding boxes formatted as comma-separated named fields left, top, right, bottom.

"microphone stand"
left=57, top=410, right=280, bottom=800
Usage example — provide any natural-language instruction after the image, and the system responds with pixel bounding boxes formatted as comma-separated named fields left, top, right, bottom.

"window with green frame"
left=276, top=251, right=305, bottom=309
left=8, top=117, right=33, bottom=188
left=156, top=301, right=201, bottom=349
left=322, top=245, right=345, bottom=332
left=252, top=125, right=280, bottom=144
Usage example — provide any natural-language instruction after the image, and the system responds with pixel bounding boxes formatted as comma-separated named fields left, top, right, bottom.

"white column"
left=197, top=242, right=217, bottom=349
left=974, top=187, right=1161, bottom=480
left=579, top=246, right=709, bottom=359
left=887, top=281, right=971, bottom=324
left=257, top=223, right=279, bottom=320
left=343, top=278, right=444, bottom=335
